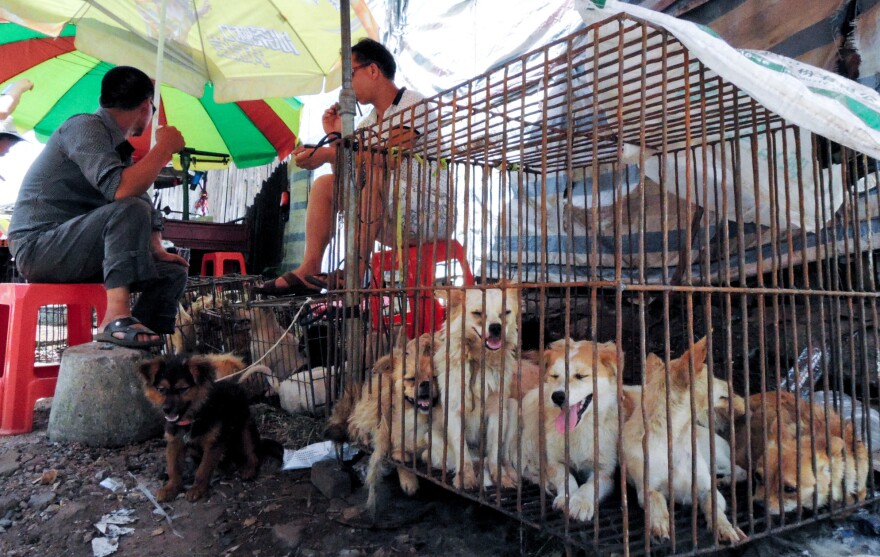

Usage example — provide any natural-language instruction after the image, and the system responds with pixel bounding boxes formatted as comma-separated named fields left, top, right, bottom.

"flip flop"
left=304, top=269, right=347, bottom=290
left=253, top=271, right=321, bottom=297
left=94, top=316, right=164, bottom=348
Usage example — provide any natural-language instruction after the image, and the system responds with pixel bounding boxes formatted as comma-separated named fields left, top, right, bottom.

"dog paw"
left=649, top=520, right=670, bottom=541
left=567, top=492, right=596, bottom=522
left=156, top=483, right=181, bottom=503
left=240, top=466, right=258, bottom=480
left=185, top=484, right=209, bottom=502
left=715, top=521, right=746, bottom=544
left=552, top=492, right=570, bottom=514
left=398, top=469, right=419, bottom=496
left=454, top=465, right=478, bottom=490
left=499, top=467, right=518, bottom=489
left=648, top=508, right=671, bottom=540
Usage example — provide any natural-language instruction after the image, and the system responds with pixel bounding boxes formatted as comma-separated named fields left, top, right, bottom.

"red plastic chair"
left=370, top=240, right=474, bottom=339
left=0, top=283, right=107, bottom=435
left=200, top=252, right=247, bottom=276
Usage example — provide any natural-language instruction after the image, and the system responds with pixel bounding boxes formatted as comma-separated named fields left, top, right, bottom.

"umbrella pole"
left=339, top=0, right=365, bottom=386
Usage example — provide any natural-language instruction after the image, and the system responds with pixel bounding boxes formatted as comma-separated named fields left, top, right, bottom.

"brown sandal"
left=253, top=271, right=320, bottom=296
left=304, top=270, right=347, bottom=290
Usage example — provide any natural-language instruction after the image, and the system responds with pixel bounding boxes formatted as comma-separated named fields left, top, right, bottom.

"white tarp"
left=576, top=0, right=880, bottom=161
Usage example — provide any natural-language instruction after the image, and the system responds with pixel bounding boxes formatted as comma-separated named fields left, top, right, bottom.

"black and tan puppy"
left=139, top=354, right=281, bottom=502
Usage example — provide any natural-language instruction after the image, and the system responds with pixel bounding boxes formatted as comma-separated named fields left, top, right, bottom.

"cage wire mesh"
left=319, top=11, right=880, bottom=557
left=232, top=296, right=341, bottom=415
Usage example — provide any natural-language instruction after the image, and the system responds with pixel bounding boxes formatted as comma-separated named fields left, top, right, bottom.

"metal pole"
left=339, top=0, right=364, bottom=380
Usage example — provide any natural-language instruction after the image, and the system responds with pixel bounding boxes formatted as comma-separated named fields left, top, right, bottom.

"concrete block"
left=48, top=343, right=163, bottom=447
left=310, top=460, right=352, bottom=500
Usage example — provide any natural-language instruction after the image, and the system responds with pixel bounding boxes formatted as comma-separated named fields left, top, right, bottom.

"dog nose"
left=551, top=391, right=566, bottom=406
left=489, top=323, right=502, bottom=337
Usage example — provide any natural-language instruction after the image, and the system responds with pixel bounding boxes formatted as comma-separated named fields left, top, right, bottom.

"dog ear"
left=621, top=388, right=638, bottom=420
left=372, top=354, right=395, bottom=376
left=394, top=326, right=408, bottom=351
left=439, top=288, right=464, bottom=309
left=504, top=286, right=520, bottom=310
left=188, top=358, right=216, bottom=384
left=417, top=334, right=434, bottom=357
left=138, top=358, right=161, bottom=384
left=598, top=343, right=620, bottom=375
left=644, top=352, right=664, bottom=381
left=690, top=335, right=710, bottom=369
left=671, top=336, right=710, bottom=388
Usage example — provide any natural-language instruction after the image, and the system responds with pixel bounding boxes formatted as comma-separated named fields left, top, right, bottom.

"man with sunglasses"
left=8, top=65, right=188, bottom=348
left=257, top=38, right=450, bottom=295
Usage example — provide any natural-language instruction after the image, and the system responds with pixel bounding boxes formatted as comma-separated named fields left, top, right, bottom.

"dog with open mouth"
left=327, top=333, right=439, bottom=510
left=428, top=286, right=520, bottom=489
left=139, top=354, right=282, bottom=502
left=510, top=338, right=624, bottom=521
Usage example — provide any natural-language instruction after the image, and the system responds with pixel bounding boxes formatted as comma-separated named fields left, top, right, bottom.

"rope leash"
left=217, top=297, right=314, bottom=383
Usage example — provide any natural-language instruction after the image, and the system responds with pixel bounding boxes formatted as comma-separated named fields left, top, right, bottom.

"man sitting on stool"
left=8, top=66, right=188, bottom=348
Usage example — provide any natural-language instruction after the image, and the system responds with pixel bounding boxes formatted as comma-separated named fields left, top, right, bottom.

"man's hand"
left=154, top=249, right=190, bottom=267
left=0, top=78, right=34, bottom=120
left=293, top=145, right=334, bottom=170
left=150, top=232, right=189, bottom=267
left=155, top=126, right=185, bottom=157
left=322, top=103, right=342, bottom=135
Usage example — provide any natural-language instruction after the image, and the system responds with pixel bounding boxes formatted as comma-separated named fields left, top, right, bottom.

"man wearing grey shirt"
left=8, top=66, right=188, bottom=348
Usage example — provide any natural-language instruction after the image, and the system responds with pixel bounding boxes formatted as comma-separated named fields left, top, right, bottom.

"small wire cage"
left=323, top=11, right=880, bottom=557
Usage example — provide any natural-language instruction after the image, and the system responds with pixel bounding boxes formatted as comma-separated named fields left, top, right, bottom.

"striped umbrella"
left=0, top=22, right=303, bottom=169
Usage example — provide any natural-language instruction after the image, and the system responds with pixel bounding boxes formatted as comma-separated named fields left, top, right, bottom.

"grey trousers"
left=11, top=197, right=188, bottom=334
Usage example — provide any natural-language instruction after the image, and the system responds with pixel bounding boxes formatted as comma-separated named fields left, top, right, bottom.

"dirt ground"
left=4, top=400, right=880, bottom=557
left=0, top=400, right=565, bottom=557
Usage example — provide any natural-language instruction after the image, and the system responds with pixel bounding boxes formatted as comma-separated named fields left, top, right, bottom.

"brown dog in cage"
left=138, top=354, right=282, bottom=502
left=734, top=391, right=868, bottom=515
left=327, top=333, right=439, bottom=510
left=509, top=338, right=626, bottom=521
left=429, top=286, right=520, bottom=489
left=621, top=336, right=747, bottom=543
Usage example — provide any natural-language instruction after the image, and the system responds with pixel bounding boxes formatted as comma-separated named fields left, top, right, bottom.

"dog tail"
left=325, top=380, right=360, bottom=444
left=237, top=364, right=274, bottom=384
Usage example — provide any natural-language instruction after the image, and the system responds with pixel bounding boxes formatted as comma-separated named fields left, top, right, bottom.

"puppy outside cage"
left=138, top=353, right=283, bottom=503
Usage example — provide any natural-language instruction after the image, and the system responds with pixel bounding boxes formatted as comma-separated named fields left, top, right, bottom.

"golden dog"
left=328, top=334, right=439, bottom=510
left=734, top=391, right=868, bottom=514
left=621, top=336, right=747, bottom=543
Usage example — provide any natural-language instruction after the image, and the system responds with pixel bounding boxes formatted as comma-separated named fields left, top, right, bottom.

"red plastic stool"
left=370, top=240, right=474, bottom=339
left=200, top=252, right=247, bottom=276
left=0, top=283, right=107, bottom=435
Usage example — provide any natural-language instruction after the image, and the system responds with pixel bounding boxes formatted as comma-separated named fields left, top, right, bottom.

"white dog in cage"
left=509, top=338, right=625, bottom=522
left=266, top=366, right=336, bottom=414
left=429, top=286, right=520, bottom=489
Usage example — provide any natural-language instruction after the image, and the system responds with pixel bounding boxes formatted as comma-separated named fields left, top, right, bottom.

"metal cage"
left=314, top=12, right=880, bottom=556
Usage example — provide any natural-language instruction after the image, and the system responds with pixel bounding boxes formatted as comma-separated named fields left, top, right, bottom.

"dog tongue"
left=485, top=337, right=503, bottom=351
left=555, top=403, right=581, bottom=434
